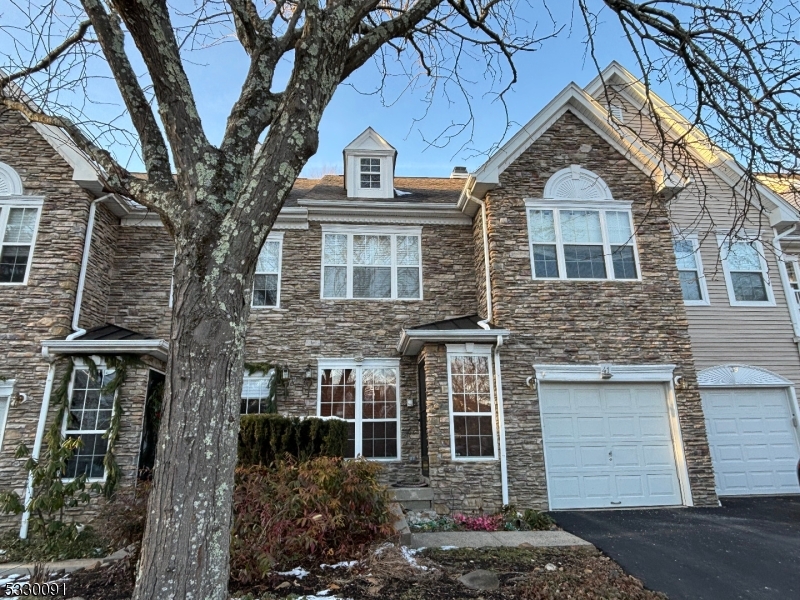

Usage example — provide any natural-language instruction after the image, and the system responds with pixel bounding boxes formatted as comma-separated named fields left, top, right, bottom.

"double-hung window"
left=241, top=371, right=275, bottom=414
left=447, top=345, right=497, bottom=460
left=673, top=237, right=708, bottom=304
left=360, top=158, right=381, bottom=189
left=321, top=226, right=422, bottom=299
left=0, top=203, right=41, bottom=284
left=718, top=236, right=775, bottom=306
left=63, top=366, right=116, bottom=480
left=317, top=359, right=400, bottom=459
left=526, top=202, right=639, bottom=280
left=253, top=233, right=283, bottom=308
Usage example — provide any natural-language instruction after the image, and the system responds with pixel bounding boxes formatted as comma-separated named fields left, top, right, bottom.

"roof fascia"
left=585, top=64, right=799, bottom=228
left=298, top=199, right=472, bottom=225
left=465, top=83, right=687, bottom=205
left=41, top=339, right=169, bottom=362
left=397, top=328, right=511, bottom=355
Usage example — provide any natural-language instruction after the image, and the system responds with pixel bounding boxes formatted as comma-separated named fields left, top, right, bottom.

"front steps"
left=390, top=486, right=434, bottom=511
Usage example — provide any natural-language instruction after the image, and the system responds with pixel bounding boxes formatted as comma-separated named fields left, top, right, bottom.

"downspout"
left=67, top=194, right=114, bottom=340
left=20, top=348, right=57, bottom=539
left=772, top=225, right=800, bottom=340
left=472, top=195, right=509, bottom=505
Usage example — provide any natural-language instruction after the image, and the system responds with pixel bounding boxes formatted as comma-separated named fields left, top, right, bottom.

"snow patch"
left=440, top=545, right=459, bottom=550
left=277, top=566, right=310, bottom=579
left=394, top=189, right=412, bottom=196
left=400, top=545, right=428, bottom=570
left=320, top=560, right=358, bottom=569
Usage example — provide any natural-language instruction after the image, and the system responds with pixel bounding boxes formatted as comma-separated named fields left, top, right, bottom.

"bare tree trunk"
left=133, top=230, right=250, bottom=600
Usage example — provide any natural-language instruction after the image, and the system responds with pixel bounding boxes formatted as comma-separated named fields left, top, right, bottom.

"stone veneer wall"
left=0, top=112, right=92, bottom=530
left=485, top=110, right=718, bottom=508
left=79, top=202, right=118, bottom=329
left=421, top=344, right=503, bottom=513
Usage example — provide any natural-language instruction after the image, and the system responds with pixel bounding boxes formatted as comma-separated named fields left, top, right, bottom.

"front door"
left=417, top=359, right=429, bottom=477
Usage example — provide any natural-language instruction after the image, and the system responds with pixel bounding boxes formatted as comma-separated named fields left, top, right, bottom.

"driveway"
left=553, top=496, right=800, bottom=600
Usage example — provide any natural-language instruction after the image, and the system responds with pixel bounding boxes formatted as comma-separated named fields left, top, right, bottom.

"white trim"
left=41, top=339, right=169, bottom=362
left=320, top=227, right=423, bottom=300
left=666, top=377, right=695, bottom=507
left=0, top=201, right=43, bottom=286
left=0, top=379, right=14, bottom=452
left=543, top=165, right=614, bottom=201
left=697, top=364, right=794, bottom=387
left=252, top=231, right=284, bottom=309
left=446, top=344, right=499, bottom=462
left=525, top=201, right=641, bottom=282
left=301, top=200, right=471, bottom=226
left=672, top=235, right=710, bottom=306
left=397, top=327, right=511, bottom=356
left=717, top=235, right=776, bottom=307
left=315, top=358, right=402, bottom=461
left=534, top=363, right=677, bottom=383
left=0, top=163, right=24, bottom=195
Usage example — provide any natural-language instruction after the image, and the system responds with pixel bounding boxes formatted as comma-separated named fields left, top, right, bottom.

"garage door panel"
left=702, top=388, right=800, bottom=496
left=541, top=382, right=683, bottom=509
left=542, top=416, right=574, bottom=438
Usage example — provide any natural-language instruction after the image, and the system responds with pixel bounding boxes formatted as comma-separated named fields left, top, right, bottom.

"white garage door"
left=540, top=382, right=683, bottom=509
left=702, top=388, right=800, bottom=496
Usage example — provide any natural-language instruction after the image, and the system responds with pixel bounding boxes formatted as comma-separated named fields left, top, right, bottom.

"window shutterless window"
left=673, top=238, right=708, bottom=304
left=241, top=371, right=275, bottom=414
left=718, top=236, right=775, bottom=306
left=63, top=367, right=116, bottom=480
left=253, top=234, right=283, bottom=308
left=321, top=227, right=422, bottom=299
left=0, top=204, right=41, bottom=284
left=360, top=158, right=381, bottom=189
left=447, top=346, right=497, bottom=460
left=0, top=380, right=13, bottom=452
left=317, top=360, right=400, bottom=460
left=526, top=203, right=639, bottom=281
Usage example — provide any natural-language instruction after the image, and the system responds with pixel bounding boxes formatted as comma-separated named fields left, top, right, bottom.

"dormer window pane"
left=360, top=158, right=381, bottom=189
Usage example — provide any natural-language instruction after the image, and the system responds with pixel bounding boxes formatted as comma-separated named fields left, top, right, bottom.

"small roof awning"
left=397, top=315, right=510, bottom=355
left=42, top=324, right=169, bottom=362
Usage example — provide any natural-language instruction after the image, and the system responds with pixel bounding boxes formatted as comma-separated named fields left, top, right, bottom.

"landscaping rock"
left=457, top=569, right=500, bottom=590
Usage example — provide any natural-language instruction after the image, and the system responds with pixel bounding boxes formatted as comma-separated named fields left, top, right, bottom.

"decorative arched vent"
left=697, top=364, right=792, bottom=387
left=543, top=165, right=613, bottom=201
left=0, top=162, right=23, bottom=196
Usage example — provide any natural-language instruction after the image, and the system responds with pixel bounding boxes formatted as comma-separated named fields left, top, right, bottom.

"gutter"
left=41, top=339, right=170, bottom=363
left=20, top=351, right=57, bottom=539
left=772, top=225, right=800, bottom=340
left=475, top=197, right=493, bottom=321
left=494, top=335, right=509, bottom=506
left=67, top=194, right=116, bottom=340
left=396, top=328, right=510, bottom=356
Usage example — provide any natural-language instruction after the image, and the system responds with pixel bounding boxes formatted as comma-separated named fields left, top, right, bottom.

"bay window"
left=317, top=359, right=400, bottom=459
left=526, top=202, right=639, bottom=281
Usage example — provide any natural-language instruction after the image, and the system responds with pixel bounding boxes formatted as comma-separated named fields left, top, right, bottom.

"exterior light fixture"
left=281, top=366, right=290, bottom=381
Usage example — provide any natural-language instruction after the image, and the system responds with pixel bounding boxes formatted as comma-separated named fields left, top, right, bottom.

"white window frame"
left=252, top=232, right=284, bottom=309
left=0, top=197, right=44, bottom=286
left=524, top=199, right=641, bottom=282
left=0, top=379, right=14, bottom=452
left=241, top=369, right=276, bottom=414
left=359, top=157, right=382, bottom=189
left=717, top=235, right=776, bottom=307
left=61, top=359, right=117, bottom=482
left=316, top=358, right=401, bottom=461
left=320, top=225, right=423, bottom=300
left=672, top=235, right=710, bottom=306
left=446, top=344, right=499, bottom=461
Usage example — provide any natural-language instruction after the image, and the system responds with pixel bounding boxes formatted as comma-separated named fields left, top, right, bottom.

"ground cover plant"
left=410, top=506, right=555, bottom=533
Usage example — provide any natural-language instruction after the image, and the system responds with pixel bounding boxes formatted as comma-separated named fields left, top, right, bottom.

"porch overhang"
left=41, top=324, right=169, bottom=362
left=397, top=315, right=510, bottom=356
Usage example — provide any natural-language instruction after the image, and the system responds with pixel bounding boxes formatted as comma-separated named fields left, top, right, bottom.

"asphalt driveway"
left=553, top=496, right=800, bottom=600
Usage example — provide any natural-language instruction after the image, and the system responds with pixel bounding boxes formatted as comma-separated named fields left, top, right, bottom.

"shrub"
left=522, top=508, right=555, bottom=531
left=230, top=457, right=394, bottom=580
left=96, top=480, right=151, bottom=573
left=453, top=512, right=504, bottom=531
left=0, top=526, right=107, bottom=563
left=237, top=414, right=348, bottom=467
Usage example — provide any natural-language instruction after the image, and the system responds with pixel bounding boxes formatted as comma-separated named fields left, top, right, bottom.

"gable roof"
left=343, top=127, right=397, bottom=154
left=584, top=62, right=800, bottom=229
left=459, top=81, right=687, bottom=214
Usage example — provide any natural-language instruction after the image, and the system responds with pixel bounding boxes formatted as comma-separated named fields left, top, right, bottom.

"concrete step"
left=389, top=487, right=434, bottom=502
left=399, top=500, right=433, bottom=511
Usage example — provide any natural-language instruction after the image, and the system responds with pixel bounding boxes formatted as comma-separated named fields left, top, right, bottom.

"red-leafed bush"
left=230, top=456, right=394, bottom=581
left=453, top=512, right=504, bottom=531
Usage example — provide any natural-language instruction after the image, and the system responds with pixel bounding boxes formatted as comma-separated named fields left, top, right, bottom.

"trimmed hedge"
left=238, top=414, right=348, bottom=466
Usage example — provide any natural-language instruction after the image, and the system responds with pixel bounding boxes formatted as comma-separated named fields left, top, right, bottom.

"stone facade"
left=483, top=110, right=717, bottom=507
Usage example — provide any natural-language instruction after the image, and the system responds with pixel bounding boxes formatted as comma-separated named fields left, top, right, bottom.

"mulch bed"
left=57, top=545, right=668, bottom=600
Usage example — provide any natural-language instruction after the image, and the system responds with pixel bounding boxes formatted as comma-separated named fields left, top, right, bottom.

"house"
left=1, top=62, right=799, bottom=534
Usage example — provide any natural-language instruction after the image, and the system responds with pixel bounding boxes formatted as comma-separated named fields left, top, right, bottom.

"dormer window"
left=360, top=158, right=381, bottom=189
left=344, top=128, right=396, bottom=198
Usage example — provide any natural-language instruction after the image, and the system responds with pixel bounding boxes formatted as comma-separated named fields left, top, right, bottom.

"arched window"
left=526, top=165, right=639, bottom=280
left=0, top=162, right=42, bottom=285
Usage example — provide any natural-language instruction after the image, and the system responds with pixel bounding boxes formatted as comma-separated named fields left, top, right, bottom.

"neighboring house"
left=1, top=63, right=799, bottom=534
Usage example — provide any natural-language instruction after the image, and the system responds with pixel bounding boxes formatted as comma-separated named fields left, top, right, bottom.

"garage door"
left=702, top=388, right=800, bottom=496
left=540, top=382, right=683, bottom=509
